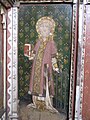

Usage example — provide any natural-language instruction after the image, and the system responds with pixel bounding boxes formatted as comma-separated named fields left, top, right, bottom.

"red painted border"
left=82, top=5, right=90, bottom=120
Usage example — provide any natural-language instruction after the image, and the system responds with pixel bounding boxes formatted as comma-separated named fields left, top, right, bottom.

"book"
left=24, top=44, right=31, bottom=57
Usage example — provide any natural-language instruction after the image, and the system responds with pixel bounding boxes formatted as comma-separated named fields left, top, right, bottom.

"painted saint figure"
left=24, top=16, right=59, bottom=112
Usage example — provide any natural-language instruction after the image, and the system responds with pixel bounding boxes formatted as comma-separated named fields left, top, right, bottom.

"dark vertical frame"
left=0, top=8, right=3, bottom=111
left=72, top=0, right=79, bottom=119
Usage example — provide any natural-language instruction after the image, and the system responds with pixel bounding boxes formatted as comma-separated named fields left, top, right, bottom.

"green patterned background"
left=18, top=4, right=72, bottom=113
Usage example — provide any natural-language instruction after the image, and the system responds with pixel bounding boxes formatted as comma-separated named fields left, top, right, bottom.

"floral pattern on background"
left=18, top=4, right=72, bottom=113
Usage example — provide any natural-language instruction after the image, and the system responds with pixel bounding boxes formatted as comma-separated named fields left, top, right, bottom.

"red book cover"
left=24, top=44, right=31, bottom=57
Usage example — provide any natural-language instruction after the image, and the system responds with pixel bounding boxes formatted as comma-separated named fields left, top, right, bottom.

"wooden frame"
left=5, top=1, right=83, bottom=120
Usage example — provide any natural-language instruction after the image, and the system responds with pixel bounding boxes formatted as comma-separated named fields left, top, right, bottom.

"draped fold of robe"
left=29, top=38, right=57, bottom=97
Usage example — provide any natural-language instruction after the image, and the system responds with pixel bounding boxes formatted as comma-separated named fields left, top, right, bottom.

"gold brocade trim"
left=33, top=39, right=47, bottom=94
left=35, top=99, right=46, bottom=111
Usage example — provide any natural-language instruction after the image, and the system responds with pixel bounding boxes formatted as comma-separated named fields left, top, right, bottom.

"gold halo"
left=36, top=16, right=55, bottom=35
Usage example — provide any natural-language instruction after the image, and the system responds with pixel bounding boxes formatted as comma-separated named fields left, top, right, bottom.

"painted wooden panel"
left=18, top=4, right=72, bottom=117
left=7, top=8, right=18, bottom=119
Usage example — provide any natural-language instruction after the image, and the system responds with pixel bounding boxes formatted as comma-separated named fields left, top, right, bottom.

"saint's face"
left=38, top=22, right=51, bottom=38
